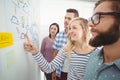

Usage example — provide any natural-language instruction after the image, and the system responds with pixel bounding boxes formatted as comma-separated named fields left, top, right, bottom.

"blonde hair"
left=64, top=17, right=91, bottom=56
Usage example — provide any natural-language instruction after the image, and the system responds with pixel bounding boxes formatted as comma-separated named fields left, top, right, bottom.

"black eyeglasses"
left=89, top=12, right=120, bottom=25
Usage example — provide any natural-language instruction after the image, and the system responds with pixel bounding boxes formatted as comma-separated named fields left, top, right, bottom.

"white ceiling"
left=80, top=0, right=98, bottom=2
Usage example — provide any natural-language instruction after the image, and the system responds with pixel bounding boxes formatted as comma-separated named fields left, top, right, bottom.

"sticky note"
left=0, top=32, right=13, bottom=48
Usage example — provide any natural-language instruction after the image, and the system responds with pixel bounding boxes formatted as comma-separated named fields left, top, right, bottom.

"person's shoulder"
left=90, top=47, right=102, bottom=56
left=56, top=31, right=65, bottom=37
left=58, top=47, right=68, bottom=56
left=87, top=47, right=103, bottom=63
left=43, top=36, right=49, bottom=40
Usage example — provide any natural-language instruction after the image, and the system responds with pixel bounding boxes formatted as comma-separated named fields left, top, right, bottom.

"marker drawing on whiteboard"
left=16, top=27, right=20, bottom=34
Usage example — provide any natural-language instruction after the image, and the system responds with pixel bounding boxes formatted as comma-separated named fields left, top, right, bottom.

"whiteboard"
left=0, top=0, right=40, bottom=80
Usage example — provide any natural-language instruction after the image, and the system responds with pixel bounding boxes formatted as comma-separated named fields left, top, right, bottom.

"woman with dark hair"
left=40, top=23, right=59, bottom=80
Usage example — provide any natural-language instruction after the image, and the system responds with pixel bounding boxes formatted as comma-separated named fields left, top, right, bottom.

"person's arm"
left=53, top=49, right=58, bottom=59
left=40, top=37, right=46, bottom=57
left=33, top=48, right=67, bottom=73
left=24, top=34, right=66, bottom=73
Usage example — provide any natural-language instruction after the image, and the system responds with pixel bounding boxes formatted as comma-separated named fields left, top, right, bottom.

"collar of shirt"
left=97, top=48, right=120, bottom=70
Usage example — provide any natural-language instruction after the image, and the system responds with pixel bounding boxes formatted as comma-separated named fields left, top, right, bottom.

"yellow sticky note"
left=0, top=32, right=13, bottom=48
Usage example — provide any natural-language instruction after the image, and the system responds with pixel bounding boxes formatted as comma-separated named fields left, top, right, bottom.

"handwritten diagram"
left=8, top=0, right=31, bottom=40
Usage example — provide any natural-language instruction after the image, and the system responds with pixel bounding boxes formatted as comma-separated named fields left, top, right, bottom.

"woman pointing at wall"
left=24, top=17, right=96, bottom=80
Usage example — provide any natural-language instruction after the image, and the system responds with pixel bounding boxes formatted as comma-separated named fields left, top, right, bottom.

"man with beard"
left=84, top=0, right=120, bottom=80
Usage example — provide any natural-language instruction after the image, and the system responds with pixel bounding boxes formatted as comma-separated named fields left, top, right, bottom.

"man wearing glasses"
left=84, top=0, right=120, bottom=80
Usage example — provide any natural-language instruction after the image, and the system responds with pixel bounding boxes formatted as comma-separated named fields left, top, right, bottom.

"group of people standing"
left=24, top=0, right=120, bottom=80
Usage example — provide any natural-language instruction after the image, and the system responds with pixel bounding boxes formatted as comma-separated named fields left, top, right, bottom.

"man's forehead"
left=65, top=13, right=75, bottom=18
left=94, top=1, right=113, bottom=14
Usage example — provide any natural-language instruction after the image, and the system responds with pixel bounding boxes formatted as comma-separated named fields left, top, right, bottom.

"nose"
left=64, top=19, right=69, bottom=25
left=88, top=20, right=94, bottom=28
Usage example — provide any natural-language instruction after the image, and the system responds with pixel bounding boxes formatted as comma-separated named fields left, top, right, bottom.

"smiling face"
left=69, top=20, right=83, bottom=41
left=89, top=1, right=120, bottom=47
left=68, top=17, right=89, bottom=44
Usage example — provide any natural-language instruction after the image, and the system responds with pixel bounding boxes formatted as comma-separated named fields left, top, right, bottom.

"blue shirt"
left=84, top=48, right=120, bottom=80
left=52, top=31, right=67, bottom=51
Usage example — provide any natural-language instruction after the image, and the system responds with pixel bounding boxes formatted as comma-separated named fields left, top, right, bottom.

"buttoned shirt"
left=84, top=48, right=120, bottom=80
left=52, top=31, right=67, bottom=51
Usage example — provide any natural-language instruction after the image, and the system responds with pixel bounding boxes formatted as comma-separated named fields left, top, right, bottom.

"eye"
left=93, top=14, right=99, bottom=21
left=73, top=26, right=77, bottom=29
left=68, top=17, right=71, bottom=20
left=91, top=14, right=100, bottom=25
left=69, top=27, right=71, bottom=30
left=71, top=25, right=77, bottom=30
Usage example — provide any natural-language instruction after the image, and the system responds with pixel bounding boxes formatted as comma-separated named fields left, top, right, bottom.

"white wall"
left=0, top=0, right=41, bottom=80
left=0, top=0, right=6, bottom=31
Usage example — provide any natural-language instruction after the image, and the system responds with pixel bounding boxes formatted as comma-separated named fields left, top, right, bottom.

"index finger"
left=25, top=33, right=30, bottom=42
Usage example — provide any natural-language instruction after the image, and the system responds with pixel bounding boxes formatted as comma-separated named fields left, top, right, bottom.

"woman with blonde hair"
left=24, top=17, right=96, bottom=80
